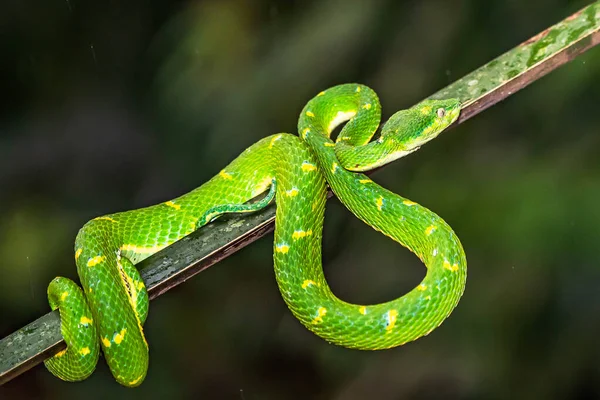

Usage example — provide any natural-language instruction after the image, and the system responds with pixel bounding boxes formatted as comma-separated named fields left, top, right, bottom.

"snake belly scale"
left=44, top=84, right=466, bottom=386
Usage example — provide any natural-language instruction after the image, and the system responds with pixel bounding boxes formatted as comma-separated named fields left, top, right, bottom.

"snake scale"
left=44, top=84, right=466, bottom=386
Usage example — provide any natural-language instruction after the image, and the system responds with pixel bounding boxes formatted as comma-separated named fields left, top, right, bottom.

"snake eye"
left=436, top=108, right=446, bottom=118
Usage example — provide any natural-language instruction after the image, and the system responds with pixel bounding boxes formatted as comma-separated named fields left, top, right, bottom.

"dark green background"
left=1, top=1, right=600, bottom=399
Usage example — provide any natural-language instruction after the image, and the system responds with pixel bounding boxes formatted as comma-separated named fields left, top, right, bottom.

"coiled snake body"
left=45, top=84, right=466, bottom=386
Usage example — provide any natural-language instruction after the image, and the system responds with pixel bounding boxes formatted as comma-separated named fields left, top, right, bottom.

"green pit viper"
left=45, top=84, right=466, bottom=386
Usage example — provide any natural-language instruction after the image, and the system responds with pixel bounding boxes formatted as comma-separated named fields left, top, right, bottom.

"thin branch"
left=2, top=1, right=599, bottom=386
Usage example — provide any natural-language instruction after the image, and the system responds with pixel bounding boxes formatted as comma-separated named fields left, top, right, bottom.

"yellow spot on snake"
left=113, top=328, right=127, bottom=345
left=443, top=259, right=459, bottom=272
left=94, top=216, right=117, bottom=223
left=386, top=309, right=399, bottom=333
left=324, top=142, right=335, bottom=147
left=60, top=291, right=69, bottom=301
left=79, top=347, right=91, bottom=356
left=417, top=284, right=428, bottom=291
left=403, top=200, right=416, bottom=206
left=331, top=162, right=338, bottom=173
left=275, top=244, right=290, bottom=254
left=301, top=128, right=310, bottom=138
left=359, top=179, right=371, bottom=184
left=425, top=225, right=437, bottom=236
left=219, top=170, right=233, bottom=180
left=87, top=256, right=106, bottom=267
left=420, top=105, right=433, bottom=115
left=80, top=316, right=93, bottom=326
left=359, top=306, right=367, bottom=315
left=55, top=349, right=67, bottom=358
left=269, top=134, right=282, bottom=148
left=286, top=188, right=299, bottom=197
left=301, top=162, right=317, bottom=172
left=362, top=103, right=372, bottom=110
left=164, top=201, right=181, bottom=210
left=129, top=375, right=143, bottom=386
left=302, top=280, right=316, bottom=289
left=75, top=248, right=83, bottom=261
left=317, top=91, right=326, bottom=96
left=376, top=196, right=384, bottom=211
left=355, top=86, right=361, bottom=92
left=292, top=229, right=313, bottom=240
left=312, top=307, right=327, bottom=324
left=102, top=337, right=111, bottom=348
left=136, top=281, right=145, bottom=291
left=306, top=111, right=315, bottom=117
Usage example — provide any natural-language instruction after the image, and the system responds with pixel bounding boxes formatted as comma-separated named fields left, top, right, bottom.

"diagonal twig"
left=1, top=1, right=599, bottom=386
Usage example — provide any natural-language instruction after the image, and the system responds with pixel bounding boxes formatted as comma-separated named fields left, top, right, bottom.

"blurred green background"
left=2, top=0, right=600, bottom=399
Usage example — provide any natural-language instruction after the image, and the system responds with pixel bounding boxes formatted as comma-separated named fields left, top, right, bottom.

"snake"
left=44, top=84, right=466, bottom=386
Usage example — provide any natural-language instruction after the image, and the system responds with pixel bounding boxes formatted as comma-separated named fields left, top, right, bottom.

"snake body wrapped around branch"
left=45, top=84, right=466, bottom=386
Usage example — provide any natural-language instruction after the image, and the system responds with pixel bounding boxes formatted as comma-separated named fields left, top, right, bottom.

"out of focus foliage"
left=1, top=1, right=599, bottom=399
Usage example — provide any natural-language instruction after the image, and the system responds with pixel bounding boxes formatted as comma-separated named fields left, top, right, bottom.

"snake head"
left=381, top=98, right=461, bottom=152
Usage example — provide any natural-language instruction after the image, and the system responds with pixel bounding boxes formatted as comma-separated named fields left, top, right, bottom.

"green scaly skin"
left=45, top=84, right=466, bottom=386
